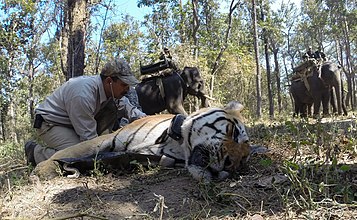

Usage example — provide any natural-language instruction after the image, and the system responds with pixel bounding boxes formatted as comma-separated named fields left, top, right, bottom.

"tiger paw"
left=187, top=165, right=212, bottom=184
left=32, top=159, right=61, bottom=180
left=217, top=170, right=231, bottom=181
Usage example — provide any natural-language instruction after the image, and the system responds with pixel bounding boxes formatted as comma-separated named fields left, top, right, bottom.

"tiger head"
left=182, top=101, right=250, bottom=182
left=223, top=139, right=251, bottom=172
left=223, top=104, right=250, bottom=172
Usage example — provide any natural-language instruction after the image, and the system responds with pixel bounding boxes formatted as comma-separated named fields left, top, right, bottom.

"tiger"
left=33, top=101, right=250, bottom=183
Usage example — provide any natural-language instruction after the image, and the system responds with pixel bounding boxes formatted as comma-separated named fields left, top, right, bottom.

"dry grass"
left=0, top=116, right=356, bottom=220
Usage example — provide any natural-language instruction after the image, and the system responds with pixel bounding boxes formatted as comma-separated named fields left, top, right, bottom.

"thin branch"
left=95, top=0, right=112, bottom=74
left=51, top=213, right=108, bottom=220
left=210, top=0, right=241, bottom=76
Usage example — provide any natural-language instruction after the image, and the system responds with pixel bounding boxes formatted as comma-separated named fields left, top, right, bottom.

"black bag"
left=140, top=59, right=170, bottom=75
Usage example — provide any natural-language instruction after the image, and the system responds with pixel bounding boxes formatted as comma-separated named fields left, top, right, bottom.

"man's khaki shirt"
left=36, top=75, right=144, bottom=141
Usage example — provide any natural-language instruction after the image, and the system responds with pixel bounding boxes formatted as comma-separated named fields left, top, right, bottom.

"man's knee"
left=33, top=143, right=56, bottom=164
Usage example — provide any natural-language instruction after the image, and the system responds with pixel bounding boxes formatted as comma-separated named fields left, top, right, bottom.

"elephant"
left=290, top=61, right=347, bottom=118
left=112, top=67, right=212, bottom=130
left=136, top=67, right=212, bottom=116
left=290, top=80, right=336, bottom=118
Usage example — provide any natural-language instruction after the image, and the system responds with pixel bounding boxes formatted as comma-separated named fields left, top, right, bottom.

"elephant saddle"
left=140, top=59, right=171, bottom=75
left=292, top=59, right=316, bottom=74
left=291, top=59, right=317, bottom=91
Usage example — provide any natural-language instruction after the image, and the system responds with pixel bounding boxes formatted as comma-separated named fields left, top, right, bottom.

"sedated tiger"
left=33, top=101, right=250, bottom=183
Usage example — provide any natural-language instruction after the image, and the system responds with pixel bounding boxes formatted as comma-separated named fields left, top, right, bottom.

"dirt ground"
left=2, top=155, right=356, bottom=220
left=1, top=118, right=357, bottom=220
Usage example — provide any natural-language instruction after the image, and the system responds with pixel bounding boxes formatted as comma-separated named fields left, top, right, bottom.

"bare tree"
left=209, top=0, right=241, bottom=97
left=260, top=0, right=273, bottom=118
left=252, top=0, right=261, bottom=117
left=191, top=0, right=200, bottom=59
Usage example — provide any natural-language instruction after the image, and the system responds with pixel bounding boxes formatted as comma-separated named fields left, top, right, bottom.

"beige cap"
left=101, top=59, right=139, bottom=85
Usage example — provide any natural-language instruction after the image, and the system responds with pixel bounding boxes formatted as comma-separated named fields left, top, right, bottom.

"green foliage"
left=0, top=142, right=21, bottom=161
left=0, top=0, right=355, bottom=134
left=102, top=15, right=143, bottom=60
left=243, top=117, right=357, bottom=216
left=259, top=158, right=273, bottom=167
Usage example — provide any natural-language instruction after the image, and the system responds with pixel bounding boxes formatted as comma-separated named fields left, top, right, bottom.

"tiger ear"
left=224, top=101, right=244, bottom=112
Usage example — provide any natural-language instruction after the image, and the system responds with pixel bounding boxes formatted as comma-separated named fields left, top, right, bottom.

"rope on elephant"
left=292, top=59, right=316, bottom=73
left=156, top=77, right=166, bottom=100
left=291, top=59, right=318, bottom=91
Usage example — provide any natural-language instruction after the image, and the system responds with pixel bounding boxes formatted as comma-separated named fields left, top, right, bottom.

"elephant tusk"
left=204, top=94, right=216, bottom=101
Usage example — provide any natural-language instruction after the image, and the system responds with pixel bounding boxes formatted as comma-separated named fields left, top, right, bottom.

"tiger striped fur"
left=33, top=101, right=250, bottom=183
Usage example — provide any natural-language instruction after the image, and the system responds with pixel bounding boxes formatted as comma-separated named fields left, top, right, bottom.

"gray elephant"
left=290, top=61, right=347, bottom=117
left=136, top=67, right=212, bottom=115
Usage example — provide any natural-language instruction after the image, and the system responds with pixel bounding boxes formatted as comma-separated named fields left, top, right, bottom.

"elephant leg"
left=322, top=98, right=330, bottom=117
left=293, top=99, right=305, bottom=118
left=307, top=103, right=313, bottom=117
left=322, top=95, right=330, bottom=117
left=200, top=96, right=209, bottom=108
left=167, top=102, right=188, bottom=116
left=293, top=101, right=299, bottom=117
left=334, top=85, right=343, bottom=115
left=301, top=104, right=308, bottom=118
left=330, top=88, right=337, bottom=114
left=313, top=97, right=322, bottom=118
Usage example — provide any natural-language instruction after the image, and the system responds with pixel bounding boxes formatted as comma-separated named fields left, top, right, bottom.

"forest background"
left=0, top=0, right=356, bottom=219
left=0, top=0, right=356, bottom=156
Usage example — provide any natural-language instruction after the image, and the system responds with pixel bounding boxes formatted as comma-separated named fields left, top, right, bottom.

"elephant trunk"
left=196, top=92, right=209, bottom=108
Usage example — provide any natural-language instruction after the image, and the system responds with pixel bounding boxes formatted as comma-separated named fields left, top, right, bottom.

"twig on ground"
left=4, top=166, right=28, bottom=175
left=218, top=192, right=252, bottom=209
left=0, top=161, right=11, bottom=169
left=153, top=193, right=166, bottom=220
left=234, top=200, right=248, bottom=212
left=50, top=212, right=108, bottom=220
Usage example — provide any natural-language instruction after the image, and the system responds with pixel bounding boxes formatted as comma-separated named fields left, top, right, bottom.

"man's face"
left=110, top=78, right=130, bottom=99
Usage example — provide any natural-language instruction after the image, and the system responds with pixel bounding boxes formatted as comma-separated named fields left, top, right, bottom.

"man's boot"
left=25, top=140, right=37, bottom=167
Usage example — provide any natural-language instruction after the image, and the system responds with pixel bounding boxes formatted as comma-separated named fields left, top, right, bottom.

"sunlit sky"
left=114, top=0, right=150, bottom=21
left=114, top=0, right=302, bottom=21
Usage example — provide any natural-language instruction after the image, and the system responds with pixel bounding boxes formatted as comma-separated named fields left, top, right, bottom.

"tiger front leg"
left=187, top=145, right=229, bottom=183
left=187, top=145, right=211, bottom=183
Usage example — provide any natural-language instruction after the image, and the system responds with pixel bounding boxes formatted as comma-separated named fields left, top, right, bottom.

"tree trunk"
left=343, top=16, right=355, bottom=110
left=66, top=0, right=88, bottom=80
left=0, top=105, right=6, bottom=142
left=94, top=0, right=111, bottom=75
left=273, top=48, right=282, bottom=113
left=336, top=39, right=348, bottom=109
left=191, top=0, right=199, bottom=59
left=178, top=0, right=186, bottom=43
left=60, top=2, right=69, bottom=78
left=9, top=102, right=18, bottom=143
left=252, top=0, right=261, bottom=118
left=260, top=0, right=273, bottom=118
left=342, top=17, right=353, bottom=110
left=28, top=55, right=35, bottom=120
